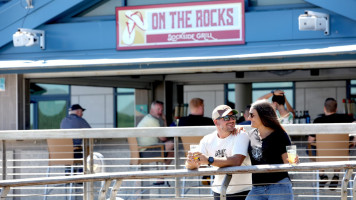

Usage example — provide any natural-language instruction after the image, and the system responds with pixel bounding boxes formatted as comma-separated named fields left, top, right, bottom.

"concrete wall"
left=184, top=84, right=224, bottom=118
left=0, top=74, right=24, bottom=130
left=71, top=86, right=114, bottom=128
left=295, top=81, right=347, bottom=122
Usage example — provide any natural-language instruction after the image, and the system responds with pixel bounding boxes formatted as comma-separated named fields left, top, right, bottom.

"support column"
left=234, top=83, right=252, bottom=114
left=0, top=74, right=25, bottom=130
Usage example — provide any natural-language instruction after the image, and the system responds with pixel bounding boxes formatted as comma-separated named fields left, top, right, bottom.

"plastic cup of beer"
left=286, top=145, right=297, bottom=165
left=189, top=145, right=200, bottom=160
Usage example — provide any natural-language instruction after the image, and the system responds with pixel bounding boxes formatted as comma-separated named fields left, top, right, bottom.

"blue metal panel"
left=0, top=0, right=86, bottom=48
left=2, top=7, right=356, bottom=54
left=246, top=10, right=294, bottom=41
left=1, top=4, right=356, bottom=73
left=305, top=0, right=356, bottom=21
left=0, top=0, right=52, bottom=30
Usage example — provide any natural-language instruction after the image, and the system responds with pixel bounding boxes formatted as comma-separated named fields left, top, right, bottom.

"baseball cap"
left=212, top=105, right=238, bottom=120
left=69, top=104, right=86, bottom=111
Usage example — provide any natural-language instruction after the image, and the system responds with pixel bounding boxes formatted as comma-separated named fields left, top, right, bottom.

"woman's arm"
left=282, top=152, right=289, bottom=164
left=284, top=96, right=296, bottom=118
left=257, top=91, right=274, bottom=100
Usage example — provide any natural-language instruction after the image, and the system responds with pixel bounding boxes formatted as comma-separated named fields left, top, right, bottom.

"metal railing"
left=0, top=123, right=355, bottom=199
left=1, top=161, right=356, bottom=200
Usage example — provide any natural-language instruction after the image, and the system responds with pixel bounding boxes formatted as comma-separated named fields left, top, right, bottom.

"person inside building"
left=178, top=98, right=214, bottom=126
left=186, top=105, right=251, bottom=200
left=60, top=104, right=91, bottom=159
left=238, top=105, right=252, bottom=125
left=258, top=89, right=295, bottom=124
left=136, top=100, right=174, bottom=165
left=246, top=100, right=294, bottom=200
left=308, top=97, right=355, bottom=189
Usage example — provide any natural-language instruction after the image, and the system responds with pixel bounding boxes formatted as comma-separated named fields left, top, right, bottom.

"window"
left=350, top=80, right=356, bottom=97
left=252, top=82, right=294, bottom=107
left=115, top=88, right=135, bottom=127
left=225, top=84, right=236, bottom=108
left=30, top=83, right=70, bottom=129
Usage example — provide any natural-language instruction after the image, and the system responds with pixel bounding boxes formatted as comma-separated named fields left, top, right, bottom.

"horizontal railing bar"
left=0, top=161, right=356, bottom=188
left=0, top=124, right=356, bottom=140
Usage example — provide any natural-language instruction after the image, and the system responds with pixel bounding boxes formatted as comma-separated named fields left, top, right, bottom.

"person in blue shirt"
left=238, top=105, right=252, bottom=125
left=60, top=104, right=91, bottom=159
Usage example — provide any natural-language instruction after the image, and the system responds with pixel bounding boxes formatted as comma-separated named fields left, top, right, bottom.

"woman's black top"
left=248, top=128, right=291, bottom=185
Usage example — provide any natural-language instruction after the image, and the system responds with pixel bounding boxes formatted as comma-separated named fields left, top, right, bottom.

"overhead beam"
left=0, top=0, right=88, bottom=48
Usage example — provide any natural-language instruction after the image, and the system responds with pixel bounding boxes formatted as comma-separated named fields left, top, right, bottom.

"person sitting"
left=308, top=97, right=355, bottom=189
left=136, top=101, right=174, bottom=165
left=238, top=105, right=251, bottom=125
left=178, top=98, right=214, bottom=126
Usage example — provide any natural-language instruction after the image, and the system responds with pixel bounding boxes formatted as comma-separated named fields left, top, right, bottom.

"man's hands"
left=186, top=151, right=211, bottom=169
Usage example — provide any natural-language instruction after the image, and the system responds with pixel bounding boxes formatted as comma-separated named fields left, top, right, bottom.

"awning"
left=1, top=37, right=356, bottom=76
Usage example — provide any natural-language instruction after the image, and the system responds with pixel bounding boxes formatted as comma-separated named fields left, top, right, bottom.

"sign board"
left=116, top=0, right=245, bottom=50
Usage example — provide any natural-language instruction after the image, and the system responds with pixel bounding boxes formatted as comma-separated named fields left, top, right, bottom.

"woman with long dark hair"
left=246, top=100, right=294, bottom=200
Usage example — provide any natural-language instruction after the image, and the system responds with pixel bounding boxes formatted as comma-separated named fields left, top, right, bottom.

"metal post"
left=353, top=172, right=356, bottom=200
left=1, top=141, right=5, bottom=181
left=89, top=138, right=94, bottom=200
left=109, top=179, right=123, bottom=200
left=174, top=136, right=181, bottom=197
left=341, top=169, right=353, bottom=200
left=0, top=186, right=10, bottom=198
left=84, top=138, right=94, bottom=200
left=220, top=174, right=232, bottom=200
left=98, top=180, right=112, bottom=200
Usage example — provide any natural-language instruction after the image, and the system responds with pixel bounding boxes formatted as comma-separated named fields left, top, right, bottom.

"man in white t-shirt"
left=186, top=105, right=252, bottom=200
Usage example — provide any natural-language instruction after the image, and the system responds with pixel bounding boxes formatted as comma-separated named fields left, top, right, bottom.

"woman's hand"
left=231, top=126, right=245, bottom=136
left=273, top=90, right=285, bottom=96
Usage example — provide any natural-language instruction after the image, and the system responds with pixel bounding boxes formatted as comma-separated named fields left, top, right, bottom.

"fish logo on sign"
left=122, top=11, right=146, bottom=45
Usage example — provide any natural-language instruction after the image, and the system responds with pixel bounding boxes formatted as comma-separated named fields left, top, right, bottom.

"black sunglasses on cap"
left=217, top=114, right=237, bottom=121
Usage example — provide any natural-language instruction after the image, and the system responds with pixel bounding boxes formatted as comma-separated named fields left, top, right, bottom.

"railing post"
left=0, top=186, right=10, bottom=198
left=109, top=179, right=123, bottom=200
left=220, top=174, right=232, bottom=200
left=353, top=171, right=356, bottom=200
left=2, top=141, right=6, bottom=181
left=98, top=180, right=112, bottom=200
left=174, top=136, right=181, bottom=197
left=84, top=138, right=95, bottom=200
left=341, top=169, right=353, bottom=200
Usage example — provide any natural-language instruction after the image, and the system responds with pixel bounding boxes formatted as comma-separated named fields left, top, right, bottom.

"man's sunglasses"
left=217, top=115, right=237, bottom=121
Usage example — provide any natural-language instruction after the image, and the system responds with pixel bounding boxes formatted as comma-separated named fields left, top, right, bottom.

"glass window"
left=30, top=83, right=70, bottom=129
left=116, top=88, right=135, bottom=127
left=30, top=83, right=69, bottom=95
left=351, top=80, right=356, bottom=96
left=30, top=103, right=34, bottom=129
left=252, top=82, right=294, bottom=107
left=225, top=84, right=236, bottom=108
left=38, top=100, right=67, bottom=129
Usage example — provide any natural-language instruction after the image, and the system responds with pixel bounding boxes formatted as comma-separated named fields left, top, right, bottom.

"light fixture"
left=12, top=28, right=45, bottom=50
left=26, top=0, right=33, bottom=9
left=298, top=10, right=329, bottom=35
